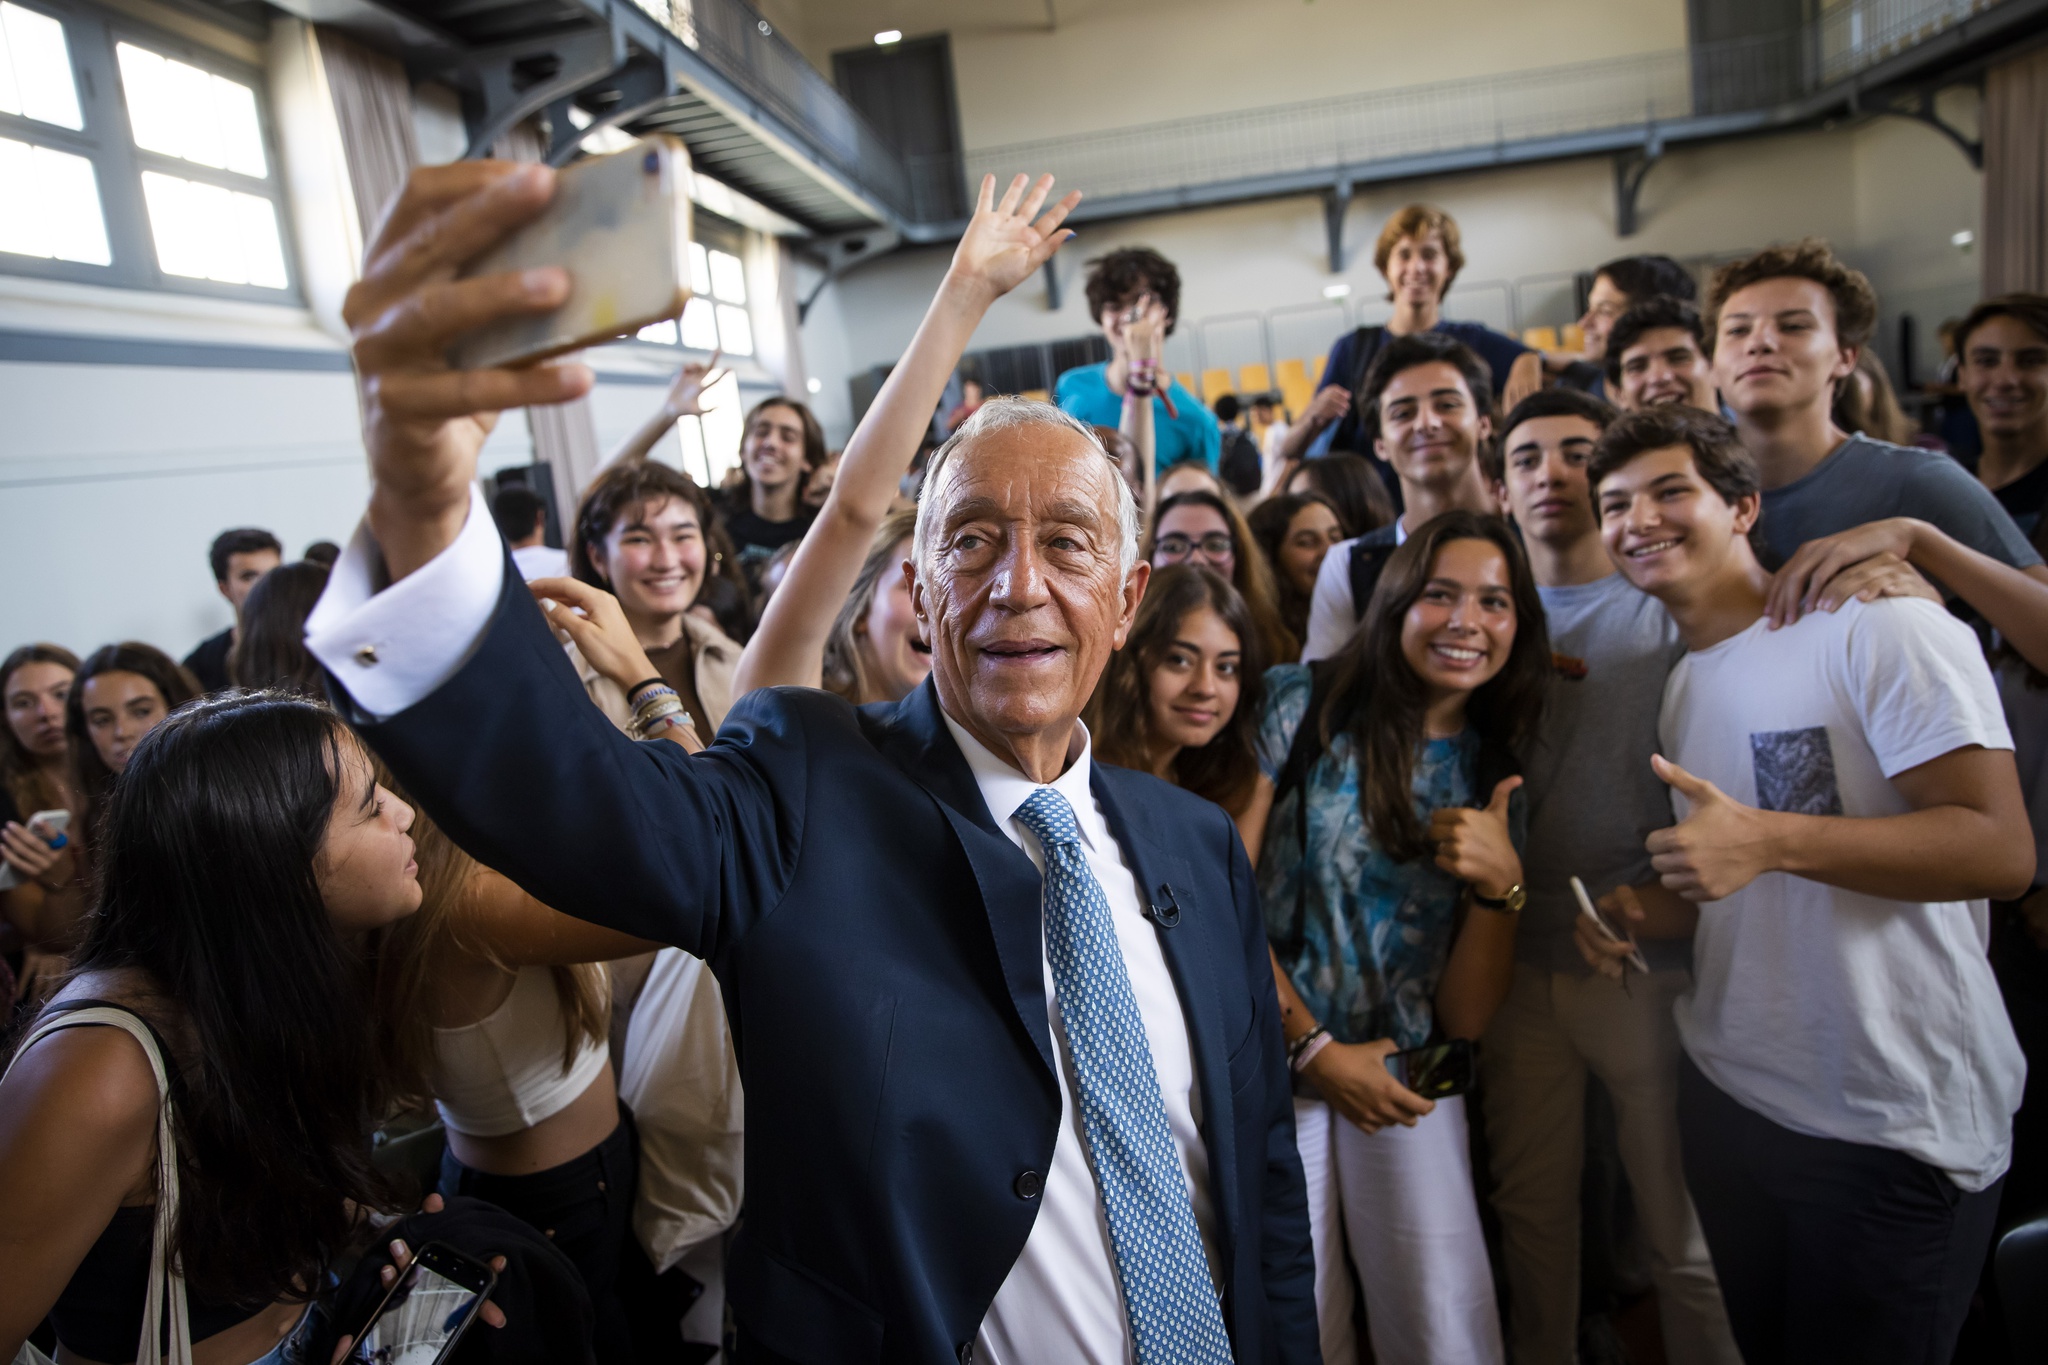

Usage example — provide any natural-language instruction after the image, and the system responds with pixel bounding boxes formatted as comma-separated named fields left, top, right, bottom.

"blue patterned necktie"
left=1013, top=786, right=1234, bottom=1365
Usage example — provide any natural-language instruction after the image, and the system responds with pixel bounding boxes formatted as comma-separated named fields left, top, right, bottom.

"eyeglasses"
left=1156, top=534, right=1235, bottom=561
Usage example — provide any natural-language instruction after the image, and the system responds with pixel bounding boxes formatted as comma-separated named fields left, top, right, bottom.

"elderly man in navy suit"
left=307, top=162, right=1317, bottom=1364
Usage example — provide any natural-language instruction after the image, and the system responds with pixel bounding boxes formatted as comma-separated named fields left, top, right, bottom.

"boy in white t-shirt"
left=1582, top=404, right=2033, bottom=1364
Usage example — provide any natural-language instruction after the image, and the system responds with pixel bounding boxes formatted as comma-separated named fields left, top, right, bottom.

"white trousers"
left=1479, top=963, right=1739, bottom=1365
left=1296, top=1092, right=1506, bottom=1365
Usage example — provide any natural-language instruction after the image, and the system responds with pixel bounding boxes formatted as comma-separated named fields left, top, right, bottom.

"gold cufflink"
left=355, top=644, right=379, bottom=666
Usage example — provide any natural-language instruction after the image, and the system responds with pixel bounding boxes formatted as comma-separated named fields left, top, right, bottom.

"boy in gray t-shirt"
left=1477, top=390, right=1740, bottom=1365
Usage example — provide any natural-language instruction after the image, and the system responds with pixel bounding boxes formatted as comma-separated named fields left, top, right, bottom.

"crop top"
left=430, top=965, right=609, bottom=1138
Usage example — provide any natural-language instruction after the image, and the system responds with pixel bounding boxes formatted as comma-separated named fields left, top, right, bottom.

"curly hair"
left=1374, top=204, right=1466, bottom=300
left=1083, top=247, right=1182, bottom=334
left=1706, top=238, right=1877, bottom=349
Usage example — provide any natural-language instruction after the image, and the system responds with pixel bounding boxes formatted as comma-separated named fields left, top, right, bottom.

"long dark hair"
left=1320, top=511, right=1549, bottom=862
left=1247, top=492, right=1347, bottom=644
left=228, top=560, right=331, bottom=694
left=66, top=643, right=201, bottom=836
left=1, top=642, right=79, bottom=817
left=64, top=693, right=396, bottom=1304
left=1142, top=490, right=1299, bottom=664
left=1086, top=565, right=1267, bottom=816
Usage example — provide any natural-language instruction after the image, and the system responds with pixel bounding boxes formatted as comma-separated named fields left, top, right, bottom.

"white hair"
left=912, top=395, right=1142, bottom=583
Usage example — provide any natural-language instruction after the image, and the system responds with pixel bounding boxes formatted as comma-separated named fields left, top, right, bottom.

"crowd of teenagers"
left=2, top=165, right=2046, bottom=1365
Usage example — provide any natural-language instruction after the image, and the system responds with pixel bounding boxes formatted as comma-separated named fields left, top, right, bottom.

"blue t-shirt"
left=1055, top=363, right=1220, bottom=471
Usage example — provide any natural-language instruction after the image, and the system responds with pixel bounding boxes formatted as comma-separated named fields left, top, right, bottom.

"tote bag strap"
left=6, top=1006, right=193, bottom=1365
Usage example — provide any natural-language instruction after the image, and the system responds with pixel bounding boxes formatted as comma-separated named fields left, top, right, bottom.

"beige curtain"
left=317, top=29, right=418, bottom=242
left=1983, top=46, right=2048, bottom=295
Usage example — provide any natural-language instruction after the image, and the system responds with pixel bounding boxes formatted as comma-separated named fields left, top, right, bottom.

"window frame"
left=631, top=205, right=756, bottom=359
left=0, top=0, right=300, bottom=302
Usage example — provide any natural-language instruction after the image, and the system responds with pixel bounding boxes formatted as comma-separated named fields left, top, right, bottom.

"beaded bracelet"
left=1292, top=1032, right=1335, bottom=1074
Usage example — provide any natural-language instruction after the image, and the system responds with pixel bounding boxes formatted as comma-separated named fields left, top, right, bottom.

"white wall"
left=787, top=0, right=1689, bottom=148
left=801, top=97, right=1985, bottom=416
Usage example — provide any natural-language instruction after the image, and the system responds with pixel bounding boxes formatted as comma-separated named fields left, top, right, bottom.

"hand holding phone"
left=1572, top=875, right=1649, bottom=977
left=340, top=1240, right=500, bottom=1365
left=0, top=809, right=72, bottom=890
left=1383, top=1038, right=1476, bottom=1100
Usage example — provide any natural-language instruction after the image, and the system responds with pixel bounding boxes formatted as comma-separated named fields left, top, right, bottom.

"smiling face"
left=1145, top=605, right=1242, bottom=754
left=1278, top=501, right=1344, bottom=595
left=1712, top=276, right=1857, bottom=422
left=1578, top=272, right=1633, bottom=362
left=5, top=661, right=72, bottom=762
left=313, top=740, right=421, bottom=934
left=594, top=495, right=705, bottom=632
left=1617, top=327, right=1717, bottom=412
left=914, top=423, right=1145, bottom=754
left=82, top=671, right=170, bottom=774
left=859, top=536, right=931, bottom=702
left=742, top=402, right=811, bottom=496
left=1384, top=231, right=1450, bottom=309
left=1596, top=444, right=1760, bottom=598
left=1399, top=538, right=1518, bottom=706
left=1374, top=360, right=1491, bottom=496
left=1152, top=502, right=1235, bottom=579
left=1498, top=414, right=1602, bottom=549
left=1961, top=314, right=2048, bottom=444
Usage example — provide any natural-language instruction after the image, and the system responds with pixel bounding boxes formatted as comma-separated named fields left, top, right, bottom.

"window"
left=634, top=214, right=756, bottom=357
left=0, top=0, right=294, bottom=298
left=667, top=370, right=742, bottom=488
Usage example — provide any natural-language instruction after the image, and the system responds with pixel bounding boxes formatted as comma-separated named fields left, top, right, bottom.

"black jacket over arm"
left=348, top=560, right=1317, bottom=1365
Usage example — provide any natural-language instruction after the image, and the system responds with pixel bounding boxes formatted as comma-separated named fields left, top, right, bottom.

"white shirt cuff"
left=304, top=483, right=506, bottom=721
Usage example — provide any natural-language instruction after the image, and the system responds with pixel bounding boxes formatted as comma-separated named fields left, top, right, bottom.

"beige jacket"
left=573, top=611, right=740, bottom=738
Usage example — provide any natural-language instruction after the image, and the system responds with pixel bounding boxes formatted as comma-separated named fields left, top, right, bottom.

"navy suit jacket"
left=353, top=564, right=1318, bottom=1364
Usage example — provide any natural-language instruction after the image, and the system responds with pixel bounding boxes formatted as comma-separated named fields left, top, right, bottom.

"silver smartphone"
left=452, top=136, right=695, bottom=371
left=0, top=808, right=70, bottom=891
left=1572, top=875, right=1649, bottom=974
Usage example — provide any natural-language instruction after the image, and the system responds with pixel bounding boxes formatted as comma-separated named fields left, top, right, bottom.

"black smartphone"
left=1384, top=1039, right=1475, bottom=1099
left=346, top=1241, right=497, bottom=1364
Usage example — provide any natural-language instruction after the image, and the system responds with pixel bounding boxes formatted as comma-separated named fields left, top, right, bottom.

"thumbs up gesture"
left=1645, top=754, right=1780, bottom=902
left=1429, top=776, right=1525, bottom=902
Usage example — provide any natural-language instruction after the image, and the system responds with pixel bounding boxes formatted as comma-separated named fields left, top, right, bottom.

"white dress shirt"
left=510, top=542, right=571, bottom=582
left=1300, top=515, right=1409, bottom=662
left=945, top=713, right=1220, bottom=1365
left=305, top=490, right=1221, bottom=1361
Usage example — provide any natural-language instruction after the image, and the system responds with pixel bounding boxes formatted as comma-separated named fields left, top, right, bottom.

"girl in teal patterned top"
left=1257, top=511, right=1550, bottom=1365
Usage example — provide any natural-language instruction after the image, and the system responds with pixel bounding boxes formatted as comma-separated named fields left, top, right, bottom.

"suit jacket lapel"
left=1090, top=764, right=1245, bottom=1248
left=870, top=680, right=1055, bottom=1077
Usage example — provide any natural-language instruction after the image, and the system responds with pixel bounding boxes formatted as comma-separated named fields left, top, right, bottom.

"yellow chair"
left=1175, top=372, right=1199, bottom=398
left=1308, top=355, right=1326, bottom=386
left=1200, top=368, right=1234, bottom=402
left=1522, top=326, right=1560, bottom=351
left=1276, top=358, right=1316, bottom=416
left=1560, top=323, right=1586, bottom=354
left=1018, top=388, right=1049, bottom=403
left=1238, top=362, right=1273, bottom=394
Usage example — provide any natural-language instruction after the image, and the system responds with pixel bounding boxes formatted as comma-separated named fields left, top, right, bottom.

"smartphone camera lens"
left=643, top=151, right=660, bottom=174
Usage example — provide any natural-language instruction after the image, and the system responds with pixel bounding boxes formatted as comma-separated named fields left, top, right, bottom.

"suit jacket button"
left=1013, top=1169, right=1043, bottom=1200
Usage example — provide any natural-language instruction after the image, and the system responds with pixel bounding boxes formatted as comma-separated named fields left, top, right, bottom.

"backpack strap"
left=7, top=1004, right=193, bottom=1365
left=1346, top=536, right=1400, bottom=632
left=1325, top=326, right=1386, bottom=453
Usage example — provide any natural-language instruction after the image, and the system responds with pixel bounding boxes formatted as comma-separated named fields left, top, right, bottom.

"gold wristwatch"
left=1472, top=882, right=1526, bottom=914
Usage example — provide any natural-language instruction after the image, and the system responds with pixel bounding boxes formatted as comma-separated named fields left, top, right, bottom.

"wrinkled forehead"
left=929, top=423, right=1119, bottom=524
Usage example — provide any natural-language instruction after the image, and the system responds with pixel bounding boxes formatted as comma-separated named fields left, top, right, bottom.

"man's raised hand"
left=346, top=161, right=595, bottom=581
left=947, top=173, right=1081, bottom=305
